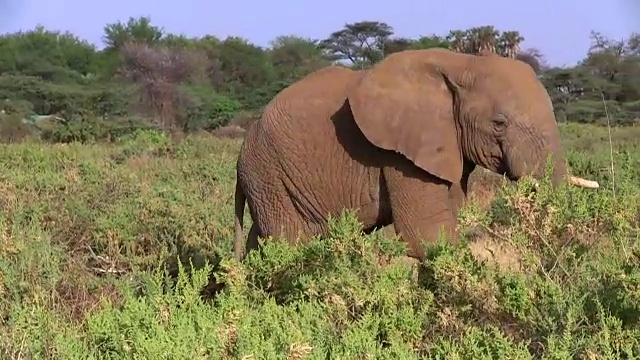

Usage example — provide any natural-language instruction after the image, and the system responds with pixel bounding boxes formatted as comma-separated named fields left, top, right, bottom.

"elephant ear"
left=346, top=50, right=464, bottom=184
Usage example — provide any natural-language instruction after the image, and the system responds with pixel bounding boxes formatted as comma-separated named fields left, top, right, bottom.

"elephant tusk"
left=567, top=175, right=600, bottom=189
left=529, top=175, right=600, bottom=189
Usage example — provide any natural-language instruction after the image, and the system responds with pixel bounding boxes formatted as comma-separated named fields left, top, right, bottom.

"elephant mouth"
left=495, top=161, right=519, bottom=182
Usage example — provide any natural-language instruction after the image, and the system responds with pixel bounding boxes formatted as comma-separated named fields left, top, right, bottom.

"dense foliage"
left=0, top=18, right=639, bottom=143
left=0, top=125, right=639, bottom=358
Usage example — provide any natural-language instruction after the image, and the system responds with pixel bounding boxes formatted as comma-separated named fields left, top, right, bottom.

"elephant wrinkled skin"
left=233, top=48, right=598, bottom=262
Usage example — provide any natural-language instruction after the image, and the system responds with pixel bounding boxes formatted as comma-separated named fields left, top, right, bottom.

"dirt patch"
left=466, top=169, right=524, bottom=271
left=467, top=233, right=522, bottom=272
left=54, top=273, right=121, bottom=323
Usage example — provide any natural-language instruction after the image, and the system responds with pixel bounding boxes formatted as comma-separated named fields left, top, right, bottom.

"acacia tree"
left=319, top=21, right=394, bottom=68
left=103, top=17, right=164, bottom=52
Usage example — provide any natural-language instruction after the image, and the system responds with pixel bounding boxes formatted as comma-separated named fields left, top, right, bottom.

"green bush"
left=36, top=116, right=154, bottom=144
left=0, top=74, right=133, bottom=118
left=0, top=125, right=638, bottom=358
left=182, top=85, right=243, bottom=132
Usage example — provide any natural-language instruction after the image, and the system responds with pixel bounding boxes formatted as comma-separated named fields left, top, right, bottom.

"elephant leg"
left=449, top=183, right=465, bottom=216
left=243, top=218, right=310, bottom=260
left=243, top=223, right=261, bottom=258
left=244, top=181, right=314, bottom=247
left=383, top=164, right=457, bottom=261
left=449, top=162, right=475, bottom=216
left=254, top=200, right=317, bottom=248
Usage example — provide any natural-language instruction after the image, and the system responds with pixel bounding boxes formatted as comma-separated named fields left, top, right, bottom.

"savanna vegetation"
left=0, top=17, right=639, bottom=359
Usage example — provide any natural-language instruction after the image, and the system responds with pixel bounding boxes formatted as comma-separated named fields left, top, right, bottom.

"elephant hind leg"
left=266, top=219, right=320, bottom=246
left=247, top=179, right=328, bottom=255
left=253, top=201, right=320, bottom=249
left=240, top=220, right=310, bottom=261
left=241, top=223, right=261, bottom=260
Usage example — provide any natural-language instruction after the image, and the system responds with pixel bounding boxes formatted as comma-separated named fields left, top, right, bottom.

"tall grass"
left=0, top=123, right=639, bottom=358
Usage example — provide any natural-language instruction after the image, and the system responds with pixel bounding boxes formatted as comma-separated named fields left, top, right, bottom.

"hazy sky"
left=1, top=0, right=638, bottom=67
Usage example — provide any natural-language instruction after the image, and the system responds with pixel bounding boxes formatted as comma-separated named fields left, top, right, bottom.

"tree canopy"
left=0, top=17, right=638, bottom=142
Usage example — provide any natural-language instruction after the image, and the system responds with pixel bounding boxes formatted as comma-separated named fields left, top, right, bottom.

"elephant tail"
left=233, top=178, right=246, bottom=261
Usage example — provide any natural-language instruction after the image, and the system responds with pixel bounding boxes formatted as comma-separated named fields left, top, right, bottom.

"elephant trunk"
left=544, top=155, right=600, bottom=189
left=549, top=153, right=568, bottom=187
left=510, top=126, right=599, bottom=189
left=535, top=142, right=599, bottom=189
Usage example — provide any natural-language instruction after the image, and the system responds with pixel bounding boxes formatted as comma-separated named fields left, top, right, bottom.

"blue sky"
left=1, top=0, right=638, bottom=67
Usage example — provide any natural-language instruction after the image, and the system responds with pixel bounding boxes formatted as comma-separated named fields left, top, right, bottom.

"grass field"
left=1, top=122, right=639, bottom=359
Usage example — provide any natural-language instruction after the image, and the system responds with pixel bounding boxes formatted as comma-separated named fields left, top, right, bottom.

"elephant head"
left=347, top=48, right=597, bottom=188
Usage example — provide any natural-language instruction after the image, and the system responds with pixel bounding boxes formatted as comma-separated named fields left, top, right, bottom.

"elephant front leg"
left=383, top=165, right=457, bottom=261
left=449, top=162, right=476, bottom=215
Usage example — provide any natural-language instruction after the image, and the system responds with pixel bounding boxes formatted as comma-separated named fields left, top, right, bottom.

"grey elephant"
left=232, top=48, right=598, bottom=262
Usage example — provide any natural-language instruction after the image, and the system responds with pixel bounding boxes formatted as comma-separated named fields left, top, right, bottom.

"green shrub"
left=0, top=124, right=638, bottom=358
left=38, top=116, right=153, bottom=143
left=182, top=85, right=243, bottom=132
left=0, top=74, right=133, bottom=118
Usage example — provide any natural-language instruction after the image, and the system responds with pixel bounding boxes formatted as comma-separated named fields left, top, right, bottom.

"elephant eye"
left=492, top=116, right=508, bottom=133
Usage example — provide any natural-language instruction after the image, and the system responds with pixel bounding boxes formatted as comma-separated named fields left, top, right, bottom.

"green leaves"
left=0, top=128, right=639, bottom=357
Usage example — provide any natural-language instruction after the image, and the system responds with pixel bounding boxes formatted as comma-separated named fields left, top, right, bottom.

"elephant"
left=232, top=48, right=599, bottom=262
